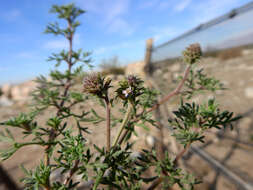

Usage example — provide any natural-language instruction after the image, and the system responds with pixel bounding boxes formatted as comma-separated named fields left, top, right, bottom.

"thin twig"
left=147, top=177, right=163, bottom=190
left=63, top=160, right=80, bottom=186
left=105, top=96, right=111, bottom=151
left=147, top=144, right=191, bottom=190
left=147, top=65, right=191, bottom=113
left=174, top=143, right=190, bottom=166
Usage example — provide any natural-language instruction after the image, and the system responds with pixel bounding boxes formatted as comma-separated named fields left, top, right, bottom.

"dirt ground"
left=0, top=52, right=253, bottom=189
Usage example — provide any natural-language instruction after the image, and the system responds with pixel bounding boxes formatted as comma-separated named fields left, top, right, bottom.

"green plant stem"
left=92, top=170, right=105, bottom=190
left=113, top=101, right=133, bottom=147
left=105, top=97, right=111, bottom=152
left=63, top=160, right=80, bottom=186
left=118, top=66, right=192, bottom=145
left=44, top=18, right=74, bottom=190
left=147, top=65, right=191, bottom=113
left=174, top=143, right=190, bottom=166
left=148, top=143, right=191, bottom=190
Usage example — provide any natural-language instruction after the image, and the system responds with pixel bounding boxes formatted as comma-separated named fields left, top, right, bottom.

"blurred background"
left=0, top=0, right=253, bottom=189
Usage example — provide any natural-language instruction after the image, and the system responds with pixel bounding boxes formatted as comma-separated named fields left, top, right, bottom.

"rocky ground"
left=0, top=50, right=253, bottom=190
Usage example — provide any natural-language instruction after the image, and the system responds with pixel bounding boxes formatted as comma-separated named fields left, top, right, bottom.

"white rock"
left=130, top=151, right=142, bottom=159
left=242, top=49, right=253, bottom=55
left=1, top=84, right=12, bottom=98
left=145, top=135, right=156, bottom=147
left=154, top=69, right=162, bottom=76
left=50, top=168, right=65, bottom=182
left=0, top=96, right=13, bottom=107
left=238, top=117, right=252, bottom=130
left=10, top=80, right=37, bottom=102
left=163, top=73, right=170, bottom=80
left=125, top=61, right=146, bottom=78
left=170, top=64, right=180, bottom=72
left=245, top=87, right=253, bottom=98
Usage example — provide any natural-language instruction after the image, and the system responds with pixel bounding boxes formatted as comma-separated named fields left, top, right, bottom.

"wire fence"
left=150, top=1, right=253, bottom=63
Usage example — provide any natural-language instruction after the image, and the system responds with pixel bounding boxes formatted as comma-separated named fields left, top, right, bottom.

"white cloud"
left=138, top=0, right=188, bottom=11
left=149, top=26, right=178, bottom=43
left=94, top=40, right=143, bottom=56
left=1, top=9, right=21, bottom=21
left=17, top=52, right=37, bottom=59
left=76, top=0, right=134, bottom=35
left=191, top=0, right=240, bottom=24
left=78, top=0, right=129, bottom=21
left=43, top=39, right=68, bottom=49
left=137, top=0, right=159, bottom=9
left=157, top=1, right=171, bottom=10
left=43, top=33, right=81, bottom=50
left=107, top=18, right=135, bottom=35
left=174, top=0, right=192, bottom=12
left=94, top=47, right=107, bottom=55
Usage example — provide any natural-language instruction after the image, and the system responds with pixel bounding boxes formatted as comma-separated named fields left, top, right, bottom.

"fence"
left=150, top=1, right=253, bottom=64
left=142, top=2, right=253, bottom=190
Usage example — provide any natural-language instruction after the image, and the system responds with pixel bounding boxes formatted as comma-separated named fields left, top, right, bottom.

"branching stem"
left=147, top=65, right=191, bottom=113
left=105, top=96, right=111, bottom=151
left=174, top=143, right=190, bottom=165
left=44, top=17, right=74, bottom=190
left=92, top=170, right=105, bottom=190
left=113, top=101, right=133, bottom=147
left=63, top=160, right=80, bottom=186
left=118, top=65, right=192, bottom=145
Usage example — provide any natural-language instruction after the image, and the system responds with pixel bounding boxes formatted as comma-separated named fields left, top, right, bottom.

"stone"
left=50, top=168, right=65, bottom=182
left=125, top=61, right=146, bottom=78
left=245, top=87, right=253, bottom=98
left=170, top=64, right=181, bottom=72
left=154, top=69, right=162, bottom=76
left=145, top=135, right=156, bottom=147
left=162, top=73, right=170, bottom=80
left=10, top=80, right=37, bottom=102
left=238, top=117, right=252, bottom=130
left=242, top=49, right=253, bottom=55
left=1, top=84, right=12, bottom=98
left=0, top=96, right=13, bottom=107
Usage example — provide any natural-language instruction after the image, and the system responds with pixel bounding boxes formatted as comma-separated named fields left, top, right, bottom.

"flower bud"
left=83, top=73, right=111, bottom=97
left=183, top=43, right=202, bottom=64
left=127, top=75, right=138, bottom=86
left=127, top=75, right=143, bottom=87
left=116, top=75, right=143, bottom=101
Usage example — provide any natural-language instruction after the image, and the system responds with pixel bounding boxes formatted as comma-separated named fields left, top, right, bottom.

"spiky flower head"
left=183, top=43, right=202, bottom=64
left=116, top=75, right=143, bottom=102
left=83, top=73, right=111, bottom=98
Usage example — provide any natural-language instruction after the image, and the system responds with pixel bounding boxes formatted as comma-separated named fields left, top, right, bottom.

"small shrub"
left=0, top=3, right=241, bottom=190
left=100, top=56, right=125, bottom=76
left=218, top=47, right=242, bottom=60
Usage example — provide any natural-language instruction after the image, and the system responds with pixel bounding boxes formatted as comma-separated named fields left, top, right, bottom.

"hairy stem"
left=44, top=18, right=74, bottom=190
left=92, top=170, right=105, bottom=190
left=148, top=143, right=191, bottom=190
left=147, top=177, right=163, bottom=190
left=118, top=65, right=192, bottom=145
left=63, top=160, right=80, bottom=186
left=174, top=143, right=190, bottom=166
left=105, top=97, right=111, bottom=152
left=147, top=65, right=191, bottom=113
left=113, top=101, right=133, bottom=147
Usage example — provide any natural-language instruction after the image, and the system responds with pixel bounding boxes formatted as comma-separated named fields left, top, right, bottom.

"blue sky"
left=0, top=0, right=252, bottom=84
